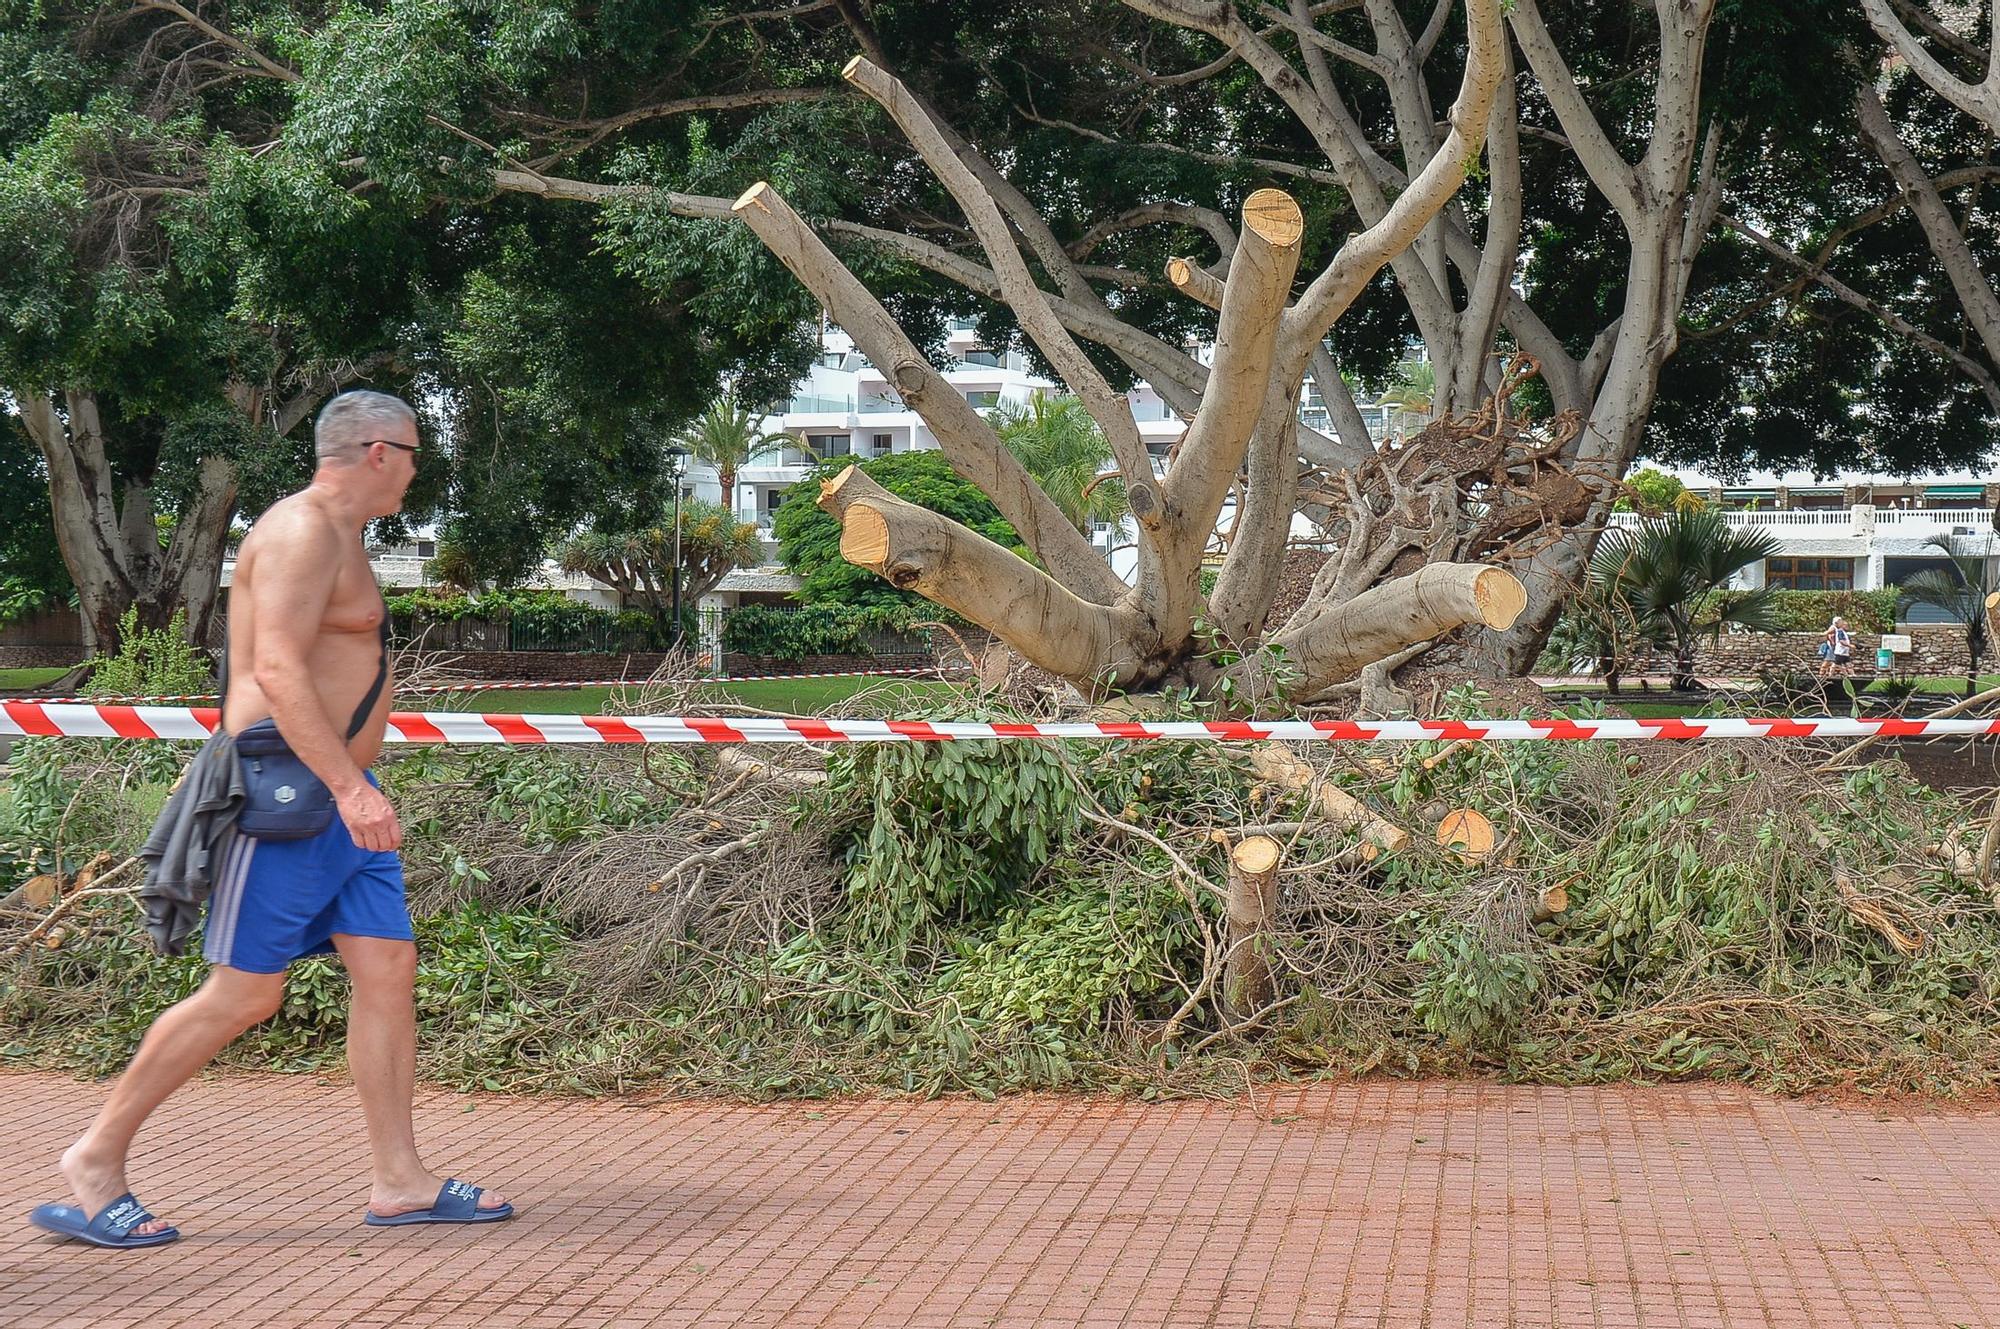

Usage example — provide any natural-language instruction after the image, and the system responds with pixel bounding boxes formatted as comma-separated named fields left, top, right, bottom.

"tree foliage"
left=992, top=395, right=1126, bottom=532
left=773, top=452, right=1020, bottom=608
left=557, top=499, right=760, bottom=621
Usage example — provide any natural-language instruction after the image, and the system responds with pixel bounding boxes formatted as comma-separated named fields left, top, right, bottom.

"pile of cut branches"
left=5, top=681, right=2000, bottom=1099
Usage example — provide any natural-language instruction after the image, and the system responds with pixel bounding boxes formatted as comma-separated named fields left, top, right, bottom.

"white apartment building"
left=684, top=320, right=1400, bottom=594
left=1611, top=466, right=2000, bottom=622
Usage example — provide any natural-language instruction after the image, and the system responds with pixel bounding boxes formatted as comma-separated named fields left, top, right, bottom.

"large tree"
left=0, top=0, right=820, bottom=655
left=16, top=0, right=1988, bottom=689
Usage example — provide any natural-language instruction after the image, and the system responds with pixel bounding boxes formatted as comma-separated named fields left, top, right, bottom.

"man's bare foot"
left=368, top=1173, right=509, bottom=1220
left=59, top=1139, right=173, bottom=1237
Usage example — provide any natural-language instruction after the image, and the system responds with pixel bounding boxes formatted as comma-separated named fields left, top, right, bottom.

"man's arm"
left=244, top=509, right=401, bottom=851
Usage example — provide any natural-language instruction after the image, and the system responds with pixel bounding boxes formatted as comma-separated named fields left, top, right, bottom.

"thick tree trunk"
left=14, top=365, right=367, bottom=659
left=13, top=388, right=236, bottom=658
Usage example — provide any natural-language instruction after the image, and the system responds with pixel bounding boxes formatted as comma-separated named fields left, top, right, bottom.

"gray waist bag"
left=229, top=640, right=387, bottom=841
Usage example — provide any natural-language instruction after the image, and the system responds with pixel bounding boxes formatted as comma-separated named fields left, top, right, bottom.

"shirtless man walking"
left=30, top=391, right=510, bottom=1248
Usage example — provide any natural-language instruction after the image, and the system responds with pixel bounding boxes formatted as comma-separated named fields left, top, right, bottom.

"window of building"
left=416, top=540, right=436, bottom=559
left=870, top=433, right=893, bottom=456
left=962, top=349, right=1002, bottom=367
left=965, top=390, right=1001, bottom=409
left=806, top=433, right=850, bottom=459
left=1764, top=557, right=1853, bottom=590
left=764, top=489, right=784, bottom=513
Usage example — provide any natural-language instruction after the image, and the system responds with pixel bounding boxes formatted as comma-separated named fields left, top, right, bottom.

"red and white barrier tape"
left=2, top=703, right=1995, bottom=744
left=2, top=665, right=966, bottom=707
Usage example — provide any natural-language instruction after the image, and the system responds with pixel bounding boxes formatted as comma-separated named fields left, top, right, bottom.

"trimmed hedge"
left=1712, top=589, right=1901, bottom=633
left=721, top=604, right=928, bottom=661
left=384, top=589, right=671, bottom=651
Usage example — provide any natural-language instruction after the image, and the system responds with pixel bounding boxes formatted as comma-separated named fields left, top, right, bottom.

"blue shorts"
left=202, top=778, right=414, bottom=974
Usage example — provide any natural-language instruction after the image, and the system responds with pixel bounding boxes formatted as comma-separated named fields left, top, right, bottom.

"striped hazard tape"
left=1, top=703, right=1994, bottom=744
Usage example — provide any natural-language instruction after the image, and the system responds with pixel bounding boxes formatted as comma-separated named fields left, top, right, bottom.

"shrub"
left=773, top=452, right=1020, bottom=608
left=720, top=603, right=926, bottom=660
left=83, top=608, right=213, bottom=698
left=1732, top=589, right=1901, bottom=634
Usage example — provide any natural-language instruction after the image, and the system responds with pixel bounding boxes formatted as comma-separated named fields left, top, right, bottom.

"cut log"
left=1532, top=879, right=1572, bottom=923
left=1248, top=745, right=1410, bottom=859
left=1436, top=808, right=1496, bottom=863
left=1264, top=563, right=1528, bottom=700
left=820, top=466, right=1123, bottom=682
left=1165, top=256, right=1224, bottom=310
left=21, top=873, right=60, bottom=909
left=715, top=748, right=825, bottom=790
left=1222, top=834, right=1283, bottom=1021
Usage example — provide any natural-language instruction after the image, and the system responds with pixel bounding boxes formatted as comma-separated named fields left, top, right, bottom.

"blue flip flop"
left=27, top=1193, right=180, bottom=1249
left=363, top=1178, right=513, bottom=1227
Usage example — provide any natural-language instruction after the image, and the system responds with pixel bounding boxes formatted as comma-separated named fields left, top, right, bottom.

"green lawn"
left=430, top=675, right=966, bottom=716
left=0, top=667, right=71, bottom=691
left=2, top=668, right=966, bottom=717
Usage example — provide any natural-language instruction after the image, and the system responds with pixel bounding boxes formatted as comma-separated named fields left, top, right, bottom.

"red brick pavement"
left=4, top=1071, right=1999, bottom=1327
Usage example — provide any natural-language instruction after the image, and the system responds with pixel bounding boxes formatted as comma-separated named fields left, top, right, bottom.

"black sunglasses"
left=362, top=439, right=420, bottom=455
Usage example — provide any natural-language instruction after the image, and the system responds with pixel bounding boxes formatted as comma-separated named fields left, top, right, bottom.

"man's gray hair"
left=315, top=390, right=416, bottom=465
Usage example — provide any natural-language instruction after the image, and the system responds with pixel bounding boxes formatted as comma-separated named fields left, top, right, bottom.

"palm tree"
left=1375, top=360, right=1436, bottom=438
left=679, top=396, right=791, bottom=520
left=1898, top=534, right=1996, bottom=696
left=992, top=395, right=1129, bottom=532
left=1590, top=507, right=1783, bottom=691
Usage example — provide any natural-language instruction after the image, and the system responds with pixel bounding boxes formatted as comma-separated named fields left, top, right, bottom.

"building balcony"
left=1606, top=506, right=1994, bottom=538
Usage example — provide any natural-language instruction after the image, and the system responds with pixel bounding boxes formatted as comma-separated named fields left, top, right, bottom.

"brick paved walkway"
left=4, top=1072, right=1999, bottom=1328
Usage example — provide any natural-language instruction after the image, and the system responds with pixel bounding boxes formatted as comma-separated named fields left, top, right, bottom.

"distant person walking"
left=1820, top=617, right=1854, bottom=678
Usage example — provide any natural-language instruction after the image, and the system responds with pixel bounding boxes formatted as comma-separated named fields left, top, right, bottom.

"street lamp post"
left=667, top=446, right=690, bottom=649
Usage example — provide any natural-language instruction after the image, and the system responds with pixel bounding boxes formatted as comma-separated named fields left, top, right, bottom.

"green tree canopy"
left=774, top=452, right=1020, bottom=608
left=0, top=0, right=828, bottom=653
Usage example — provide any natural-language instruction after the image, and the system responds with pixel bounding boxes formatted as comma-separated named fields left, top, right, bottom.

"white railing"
left=1718, top=510, right=1852, bottom=527
left=1875, top=508, right=1990, bottom=526
left=1608, top=507, right=1989, bottom=534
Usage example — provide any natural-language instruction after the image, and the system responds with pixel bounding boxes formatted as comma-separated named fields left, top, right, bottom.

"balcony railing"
left=785, top=393, right=856, bottom=414
left=1605, top=506, right=1994, bottom=533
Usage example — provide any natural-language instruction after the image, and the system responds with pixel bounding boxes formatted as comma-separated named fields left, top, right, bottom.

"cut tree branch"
left=731, top=181, right=1125, bottom=604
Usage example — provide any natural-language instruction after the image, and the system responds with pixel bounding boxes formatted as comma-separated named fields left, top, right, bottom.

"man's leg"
left=61, top=966, right=286, bottom=1235
left=334, top=934, right=506, bottom=1217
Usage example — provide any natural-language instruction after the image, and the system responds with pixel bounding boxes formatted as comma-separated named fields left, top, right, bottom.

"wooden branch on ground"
left=1818, top=683, right=2000, bottom=772
left=1248, top=745, right=1411, bottom=859
left=3, top=854, right=140, bottom=959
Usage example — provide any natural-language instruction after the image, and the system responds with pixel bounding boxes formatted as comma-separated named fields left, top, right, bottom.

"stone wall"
left=0, top=644, right=81, bottom=670
left=1623, top=624, right=1974, bottom=677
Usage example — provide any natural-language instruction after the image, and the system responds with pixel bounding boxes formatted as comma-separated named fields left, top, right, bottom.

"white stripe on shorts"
left=204, top=832, right=256, bottom=966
